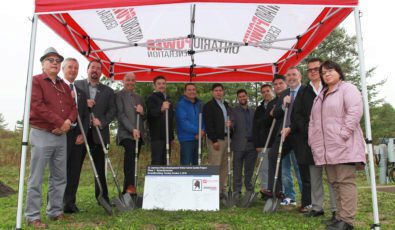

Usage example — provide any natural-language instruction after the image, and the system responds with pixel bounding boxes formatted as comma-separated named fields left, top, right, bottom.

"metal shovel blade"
left=222, top=191, right=235, bottom=208
left=240, top=190, right=256, bottom=208
left=263, top=197, right=280, bottom=213
left=133, top=195, right=144, bottom=208
left=98, top=196, right=113, bottom=215
left=111, top=194, right=135, bottom=212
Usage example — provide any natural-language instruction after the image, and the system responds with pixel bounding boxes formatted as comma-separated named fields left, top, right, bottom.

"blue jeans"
left=180, top=140, right=199, bottom=165
left=282, top=151, right=302, bottom=200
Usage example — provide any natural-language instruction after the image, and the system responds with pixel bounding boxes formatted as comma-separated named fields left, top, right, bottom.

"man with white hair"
left=26, top=47, right=77, bottom=228
left=62, top=58, right=90, bottom=214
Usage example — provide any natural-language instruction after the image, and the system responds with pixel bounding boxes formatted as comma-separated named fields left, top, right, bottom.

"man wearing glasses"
left=26, top=47, right=77, bottom=228
left=294, top=58, right=337, bottom=221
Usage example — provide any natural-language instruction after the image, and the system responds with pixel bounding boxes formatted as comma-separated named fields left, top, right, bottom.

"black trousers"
left=120, top=139, right=142, bottom=192
left=86, top=128, right=109, bottom=202
left=267, top=137, right=289, bottom=194
left=233, top=142, right=257, bottom=192
left=268, top=136, right=312, bottom=206
left=151, top=140, right=171, bottom=165
left=63, top=128, right=86, bottom=208
left=298, top=163, right=311, bottom=207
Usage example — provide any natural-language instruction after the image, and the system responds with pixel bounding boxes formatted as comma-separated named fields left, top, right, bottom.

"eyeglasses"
left=321, top=69, right=335, bottom=76
left=307, top=67, right=320, bottom=73
left=45, top=58, right=62, bottom=64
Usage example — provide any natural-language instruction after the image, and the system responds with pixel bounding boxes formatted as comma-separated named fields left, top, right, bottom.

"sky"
left=0, top=0, right=393, bottom=130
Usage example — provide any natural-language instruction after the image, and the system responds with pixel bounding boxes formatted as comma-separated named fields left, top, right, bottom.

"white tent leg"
left=15, top=14, right=38, bottom=230
left=353, top=7, right=380, bottom=230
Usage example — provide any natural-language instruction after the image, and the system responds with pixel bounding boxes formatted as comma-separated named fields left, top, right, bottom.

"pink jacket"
left=308, top=81, right=366, bottom=166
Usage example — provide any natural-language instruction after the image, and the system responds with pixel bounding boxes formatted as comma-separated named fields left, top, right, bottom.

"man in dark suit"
left=269, top=67, right=311, bottom=212
left=62, top=58, right=90, bottom=213
left=75, top=60, right=116, bottom=204
left=294, top=58, right=337, bottom=220
left=253, top=84, right=274, bottom=194
left=116, top=72, right=145, bottom=193
left=260, top=74, right=287, bottom=199
left=231, top=89, right=256, bottom=200
left=146, top=75, right=174, bottom=165
left=203, top=83, right=232, bottom=196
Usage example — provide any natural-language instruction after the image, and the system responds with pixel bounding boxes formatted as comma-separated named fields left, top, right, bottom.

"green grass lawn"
left=0, top=144, right=394, bottom=229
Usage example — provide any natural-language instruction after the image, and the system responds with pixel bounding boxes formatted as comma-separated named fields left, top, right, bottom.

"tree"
left=0, top=113, right=7, bottom=130
left=301, top=28, right=385, bottom=107
left=370, top=103, right=395, bottom=142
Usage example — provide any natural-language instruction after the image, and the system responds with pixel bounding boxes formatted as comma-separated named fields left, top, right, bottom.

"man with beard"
left=253, top=84, right=274, bottom=194
left=62, top=58, right=90, bottom=213
left=257, top=75, right=287, bottom=199
left=75, top=60, right=116, bottom=205
left=231, top=89, right=256, bottom=201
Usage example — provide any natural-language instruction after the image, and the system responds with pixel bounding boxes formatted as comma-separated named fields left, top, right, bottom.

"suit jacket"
left=74, top=87, right=90, bottom=136
left=292, top=83, right=317, bottom=165
left=75, top=79, right=116, bottom=145
left=253, top=100, right=269, bottom=148
left=273, top=85, right=309, bottom=164
left=116, top=89, right=145, bottom=145
left=203, top=98, right=232, bottom=143
left=146, top=92, right=174, bottom=141
left=231, top=105, right=255, bottom=152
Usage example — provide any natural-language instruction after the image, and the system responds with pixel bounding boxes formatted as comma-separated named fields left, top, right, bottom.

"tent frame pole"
left=15, top=14, right=38, bottom=230
left=353, top=7, right=380, bottom=230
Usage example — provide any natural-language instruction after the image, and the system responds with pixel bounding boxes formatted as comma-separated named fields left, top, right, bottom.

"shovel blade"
left=111, top=195, right=134, bottom=212
left=98, top=197, right=113, bottom=215
left=263, top=197, right=280, bottom=213
left=133, top=195, right=143, bottom=208
left=240, top=191, right=256, bottom=208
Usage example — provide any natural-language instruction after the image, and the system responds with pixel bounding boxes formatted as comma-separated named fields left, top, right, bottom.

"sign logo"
left=96, top=8, right=144, bottom=43
left=192, top=179, right=202, bottom=191
left=243, top=5, right=282, bottom=50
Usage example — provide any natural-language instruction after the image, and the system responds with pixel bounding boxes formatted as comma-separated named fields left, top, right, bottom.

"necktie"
left=69, top=83, right=74, bottom=90
left=286, top=90, right=296, bottom=127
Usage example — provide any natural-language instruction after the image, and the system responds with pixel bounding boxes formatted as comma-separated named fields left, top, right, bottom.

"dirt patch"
left=140, top=224, right=157, bottom=230
left=213, top=223, right=232, bottom=230
left=0, top=181, right=15, bottom=197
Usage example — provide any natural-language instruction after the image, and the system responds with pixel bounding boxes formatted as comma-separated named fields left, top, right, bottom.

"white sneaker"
left=280, top=198, right=297, bottom=206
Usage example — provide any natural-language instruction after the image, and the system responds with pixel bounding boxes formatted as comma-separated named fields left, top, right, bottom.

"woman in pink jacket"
left=308, top=60, right=366, bottom=230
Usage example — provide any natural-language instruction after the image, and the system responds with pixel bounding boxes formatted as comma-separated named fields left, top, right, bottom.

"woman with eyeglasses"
left=308, top=60, right=365, bottom=230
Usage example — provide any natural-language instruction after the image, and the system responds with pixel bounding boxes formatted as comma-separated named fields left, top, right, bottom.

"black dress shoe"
left=326, top=220, right=354, bottom=230
left=64, top=205, right=80, bottom=213
left=322, top=211, right=337, bottom=225
left=304, top=209, right=324, bottom=217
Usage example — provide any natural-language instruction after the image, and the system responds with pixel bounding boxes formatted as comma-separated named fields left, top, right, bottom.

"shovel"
left=198, top=112, right=202, bottom=165
left=91, top=112, right=134, bottom=212
left=240, top=119, right=276, bottom=208
left=222, top=116, right=235, bottom=208
left=165, top=108, right=170, bottom=166
left=132, top=114, right=144, bottom=208
left=263, top=104, right=289, bottom=213
left=76, top=115, right=113, bottom=215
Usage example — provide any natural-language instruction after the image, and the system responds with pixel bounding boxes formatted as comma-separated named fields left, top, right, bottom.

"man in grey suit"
left=75, top=60, right=116, bottom=204
left=116, top=72, right=145, bottom=194
left=231, top=89, right=257, bottom=200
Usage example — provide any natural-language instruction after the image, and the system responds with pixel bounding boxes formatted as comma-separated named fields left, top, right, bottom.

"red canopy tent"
left=16, top=0, right=380, bottom=229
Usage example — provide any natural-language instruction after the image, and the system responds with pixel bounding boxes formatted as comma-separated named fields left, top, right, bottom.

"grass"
left=0, top=139, right=394, bottom=229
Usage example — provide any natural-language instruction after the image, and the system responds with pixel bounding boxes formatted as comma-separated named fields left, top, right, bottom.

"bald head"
left=123, top=72, right=137, bottom=91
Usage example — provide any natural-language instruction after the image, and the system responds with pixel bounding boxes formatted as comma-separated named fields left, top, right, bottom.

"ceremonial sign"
left=142, top=166, right=219, bottom=211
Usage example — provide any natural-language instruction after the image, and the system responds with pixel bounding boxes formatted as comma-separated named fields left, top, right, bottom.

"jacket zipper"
left=320, top=96, right=328, bottom=164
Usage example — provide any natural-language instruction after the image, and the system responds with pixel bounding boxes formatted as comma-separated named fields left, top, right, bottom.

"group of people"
left=25, top=47, right=366, bottom=230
